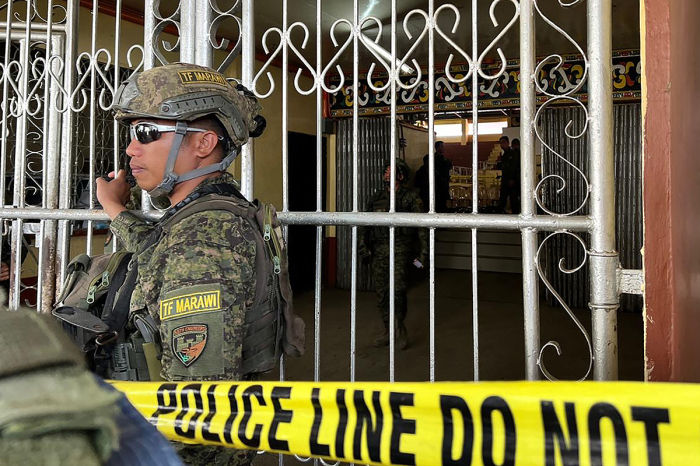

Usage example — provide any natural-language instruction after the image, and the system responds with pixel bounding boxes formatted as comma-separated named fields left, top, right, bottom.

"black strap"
left=104, top=260, right=138, bottom=334
left=103, top=228, right=160, bottom=334
left=100, top=253, right=133, bottom=330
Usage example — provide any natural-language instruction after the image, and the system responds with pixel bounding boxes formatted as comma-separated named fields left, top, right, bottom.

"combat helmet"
left=383, top=158, right=411, bottom=182
left=113, top=62, right=266, bottom=197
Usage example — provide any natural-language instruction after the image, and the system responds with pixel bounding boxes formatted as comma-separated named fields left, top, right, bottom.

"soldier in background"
left=498, top=135, right=521, bottom=214
left=360, top=159, right=428, bottom=350
left=415, top=140, right=453, bottom=213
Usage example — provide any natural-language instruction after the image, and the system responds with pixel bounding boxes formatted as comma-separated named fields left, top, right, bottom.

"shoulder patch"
left=172, top=324, right=208, bottom=367
left=159, top=285, right=221, bottom=321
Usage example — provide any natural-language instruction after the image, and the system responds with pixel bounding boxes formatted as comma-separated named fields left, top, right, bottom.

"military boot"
left=374, top=327, right=389, bottom=347
left=397, top=324, right=409, bottom=350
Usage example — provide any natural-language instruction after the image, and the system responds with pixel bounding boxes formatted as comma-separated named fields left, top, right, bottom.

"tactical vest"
left=54, top=184, right=304, bottom=380
left=369, top=187, right=415, bottom=240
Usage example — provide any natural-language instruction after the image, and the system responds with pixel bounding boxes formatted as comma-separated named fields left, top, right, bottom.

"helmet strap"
left=176, top=145, right=240, bottom=183
left=147, top=121, right=188, bottom=199
left=147, top=120, right=241, bottom=199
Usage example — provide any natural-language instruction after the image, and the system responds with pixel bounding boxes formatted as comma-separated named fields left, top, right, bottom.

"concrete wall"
left=643, top=0, right=700, bottom=381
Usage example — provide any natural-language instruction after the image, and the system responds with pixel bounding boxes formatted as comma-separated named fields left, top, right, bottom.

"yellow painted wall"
left=231, top=62, right=317, bottom=207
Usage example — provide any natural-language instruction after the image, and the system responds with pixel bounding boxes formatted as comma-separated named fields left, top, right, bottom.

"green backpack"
left=54, top=185, right=305, bottom=380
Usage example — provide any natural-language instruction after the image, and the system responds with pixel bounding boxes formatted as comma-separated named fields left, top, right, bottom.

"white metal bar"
left=86, top=0, right=100, bottom=256
left=519, top=0, right=540, bottom=380
left=141, top=0, right=156, bottom=213
left=10, top=8, right=33, bottom=309
left=0, top=22, right=67, bottom=32
left=588, top=0, right=619, bottom=381
left=0, top=1, right=14, bottom=291
left=470, top=0, right=479, bottom=381
left=427, top=0, right=436, bottom=382
left=38, top=28, right=64, bottom=313
left=388, top=0, right=397, bottom=383
left=314, top=0, right=323, bottom=386
left=195, top=0, right=212, bottom=67
left=350, top=0, right=359, bottom=383
left=282, top=0, right=289, bottom=214
left=240, top=0, right=255, bottom=199
left=56, top=0, right=79, bottom=285
left=179, top=0, right=196, bottom=63
left=112, top=0, right=122, bottom=253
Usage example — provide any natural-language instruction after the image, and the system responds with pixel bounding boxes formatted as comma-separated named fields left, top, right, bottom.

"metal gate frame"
left=0, top=0, right=643, bottom=383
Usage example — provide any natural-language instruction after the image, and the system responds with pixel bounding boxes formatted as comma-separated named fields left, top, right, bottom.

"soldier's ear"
left=193, top=131, right=220, bottom=159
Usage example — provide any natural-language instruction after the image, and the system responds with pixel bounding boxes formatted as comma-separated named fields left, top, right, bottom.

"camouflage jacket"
left=110, top=172, right=257, bottom=382
left=360, top=185, right=428, bottom=256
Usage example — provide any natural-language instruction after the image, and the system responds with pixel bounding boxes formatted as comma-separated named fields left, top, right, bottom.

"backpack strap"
left=101, top=252, right=136, bottom=334
left=160, top=195, right=255, bottom=233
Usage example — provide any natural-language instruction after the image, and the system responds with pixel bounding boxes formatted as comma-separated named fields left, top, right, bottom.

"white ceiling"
left=127, top=0, right=640, bottom=70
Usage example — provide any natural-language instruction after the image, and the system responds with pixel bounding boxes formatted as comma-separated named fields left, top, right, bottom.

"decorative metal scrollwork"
left=534, top=96, right=590, bottom=216
left=535, top=231, right=594, bottom=381
left=151, top=0, right=181, bottom=66
left=434, top=5, right=472, bottom=84
left=533, top=0, right=587, bottom=97
left=209, top=0, right=242, bottom=73
left=477, top=0, right=520, bottom=81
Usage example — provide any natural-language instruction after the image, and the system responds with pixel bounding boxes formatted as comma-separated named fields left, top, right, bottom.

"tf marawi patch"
left=172, top=324, right=208, bottom=367
left=159, top=286, right=221, bottom=321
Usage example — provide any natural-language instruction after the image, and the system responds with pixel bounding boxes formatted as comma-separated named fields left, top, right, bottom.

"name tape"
left=112, top=380, right=700, bottom=466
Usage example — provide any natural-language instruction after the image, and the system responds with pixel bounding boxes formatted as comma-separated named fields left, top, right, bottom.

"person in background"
left=415, top=140, right=453, bottom=213
left=359, top=159, right=428, bottom=350
left=0, top=230, right=28, bottom=296
left=498, top=136, right=520, bottom=214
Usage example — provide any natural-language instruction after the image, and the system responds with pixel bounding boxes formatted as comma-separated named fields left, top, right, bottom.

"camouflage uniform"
left=111, top=172, right=258, bottom=465
left=110, top=63, right=266, bottom=465
left=361, top=174, right=427, bottom=347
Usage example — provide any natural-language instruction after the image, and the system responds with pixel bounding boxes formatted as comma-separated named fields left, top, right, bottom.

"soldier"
left=360, top=159, right=428, bottom=350
left=95, top=63, right=268, bottom=465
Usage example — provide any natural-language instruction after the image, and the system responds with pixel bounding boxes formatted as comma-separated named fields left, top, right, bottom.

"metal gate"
left=0, top=0, right=642, bottom=389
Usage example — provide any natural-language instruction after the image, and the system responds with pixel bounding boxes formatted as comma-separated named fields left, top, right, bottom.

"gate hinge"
left=618, top=268, right=644, bottom=295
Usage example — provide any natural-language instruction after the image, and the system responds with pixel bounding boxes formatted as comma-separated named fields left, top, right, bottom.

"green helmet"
left=384, top=158, right=411, bottom=182
left=114, top=62, right=264, bottom=146
left=113, top=63, right=266, bottom=197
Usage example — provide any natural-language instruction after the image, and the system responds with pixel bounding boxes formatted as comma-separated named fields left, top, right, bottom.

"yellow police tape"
left=112, top=380, right=699, bottom=466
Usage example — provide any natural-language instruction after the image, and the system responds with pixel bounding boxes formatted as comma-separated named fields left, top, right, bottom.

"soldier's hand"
left=358, top=243, right=371, bottom=263
left=0, top=262, right=9, bottom=281
left=96, top=170, right=130, bottom=220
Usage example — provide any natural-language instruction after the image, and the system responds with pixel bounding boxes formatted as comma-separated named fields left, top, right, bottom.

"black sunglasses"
left=129, top=122, right=213, bottom=144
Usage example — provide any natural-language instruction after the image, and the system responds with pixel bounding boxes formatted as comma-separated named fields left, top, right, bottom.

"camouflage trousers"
left=371, top=241, right=412, bottom=329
